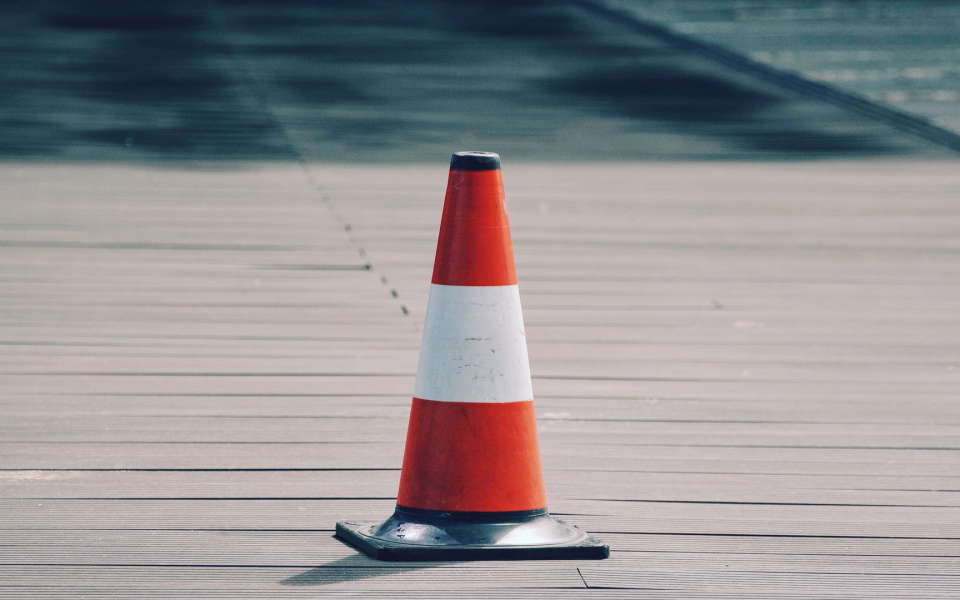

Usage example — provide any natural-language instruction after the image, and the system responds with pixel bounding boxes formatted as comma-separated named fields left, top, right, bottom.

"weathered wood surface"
left=2, top=161, right=959, bottom=597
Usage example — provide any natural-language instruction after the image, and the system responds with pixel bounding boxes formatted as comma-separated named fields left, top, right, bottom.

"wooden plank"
left=3, top=159, right=959, bottom=597
left=3, top=470, right=958, bottom=507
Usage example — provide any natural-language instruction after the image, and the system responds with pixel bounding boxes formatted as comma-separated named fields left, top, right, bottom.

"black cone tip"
left=450, top=151, right=501, bottom=171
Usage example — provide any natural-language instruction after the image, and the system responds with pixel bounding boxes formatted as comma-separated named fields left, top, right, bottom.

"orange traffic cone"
left=336, top=152, right=608, bottom=560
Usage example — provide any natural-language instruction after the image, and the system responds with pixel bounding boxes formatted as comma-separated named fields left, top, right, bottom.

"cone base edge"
left=335, top=518, right=609, bottom=561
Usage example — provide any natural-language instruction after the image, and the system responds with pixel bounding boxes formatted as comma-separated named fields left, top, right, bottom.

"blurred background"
left=3, top=0, right=958, bottom=163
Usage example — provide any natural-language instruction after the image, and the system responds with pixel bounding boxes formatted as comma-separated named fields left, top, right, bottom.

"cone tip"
left=450, top=151, right=501, bottom=171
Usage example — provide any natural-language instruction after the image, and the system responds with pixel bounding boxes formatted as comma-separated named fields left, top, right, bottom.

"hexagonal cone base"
left=335, top=512, right=609, bottom=561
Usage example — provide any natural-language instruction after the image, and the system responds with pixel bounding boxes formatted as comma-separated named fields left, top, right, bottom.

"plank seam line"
left=593, top=532, right=960, bottom=540
left=13, top=372, right=960, bottom=388
left=0, top=241, right=300, bottom=251
left=0, top=468, right=400, bottom=472
left=2, top=564, right=957, bottom=577
left=564, top=445, right=960, bottom=451
left=0, top=529, right=338, bottom=532
left=616, top=550, right=960, bottom=558
left=0, top=564, right=414, bottom=569
left=9, top=393, right=412, bottom=397
left=0, top=441, right=401, bottom=445
left=14, top=497, right=398, bottom=501
left=582, top=499, right=959, bottom=508
left=554, top=470, right=960, bottom=478
left=3, top=372, right=411, bottom=376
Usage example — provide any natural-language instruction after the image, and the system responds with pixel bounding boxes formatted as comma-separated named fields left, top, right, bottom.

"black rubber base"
left=335, top=507, right=609, bottom=561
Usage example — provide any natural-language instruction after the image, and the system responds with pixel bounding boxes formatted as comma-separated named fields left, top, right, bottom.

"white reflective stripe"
left=413, top=284, right=533, bottom=403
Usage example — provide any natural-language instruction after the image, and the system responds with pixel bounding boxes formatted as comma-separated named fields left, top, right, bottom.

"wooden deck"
left=2, top=160, right=958, bottom=598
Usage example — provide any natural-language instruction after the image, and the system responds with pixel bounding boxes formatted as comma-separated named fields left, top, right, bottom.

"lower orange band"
left=396, top=398, right=547, bottom=513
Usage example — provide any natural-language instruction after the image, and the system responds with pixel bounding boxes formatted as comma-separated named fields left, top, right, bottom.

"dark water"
left=0, top=0, right=944, bottom=162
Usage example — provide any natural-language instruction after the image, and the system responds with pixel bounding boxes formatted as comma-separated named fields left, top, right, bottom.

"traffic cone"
left=336, top=152, right=609, bottom=561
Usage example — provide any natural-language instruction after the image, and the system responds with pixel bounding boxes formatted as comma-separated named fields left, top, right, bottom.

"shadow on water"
left=0, top=0, right=940, bottom=161
left=552, top=66, right=780, bottom=124
left=280, top=552, right=451, bottom=587
left=549, top=66, right=899, bottom=153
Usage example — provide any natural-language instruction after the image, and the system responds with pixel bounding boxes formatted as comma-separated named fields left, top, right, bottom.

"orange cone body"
left=398, top=156, right=546, bottom=514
